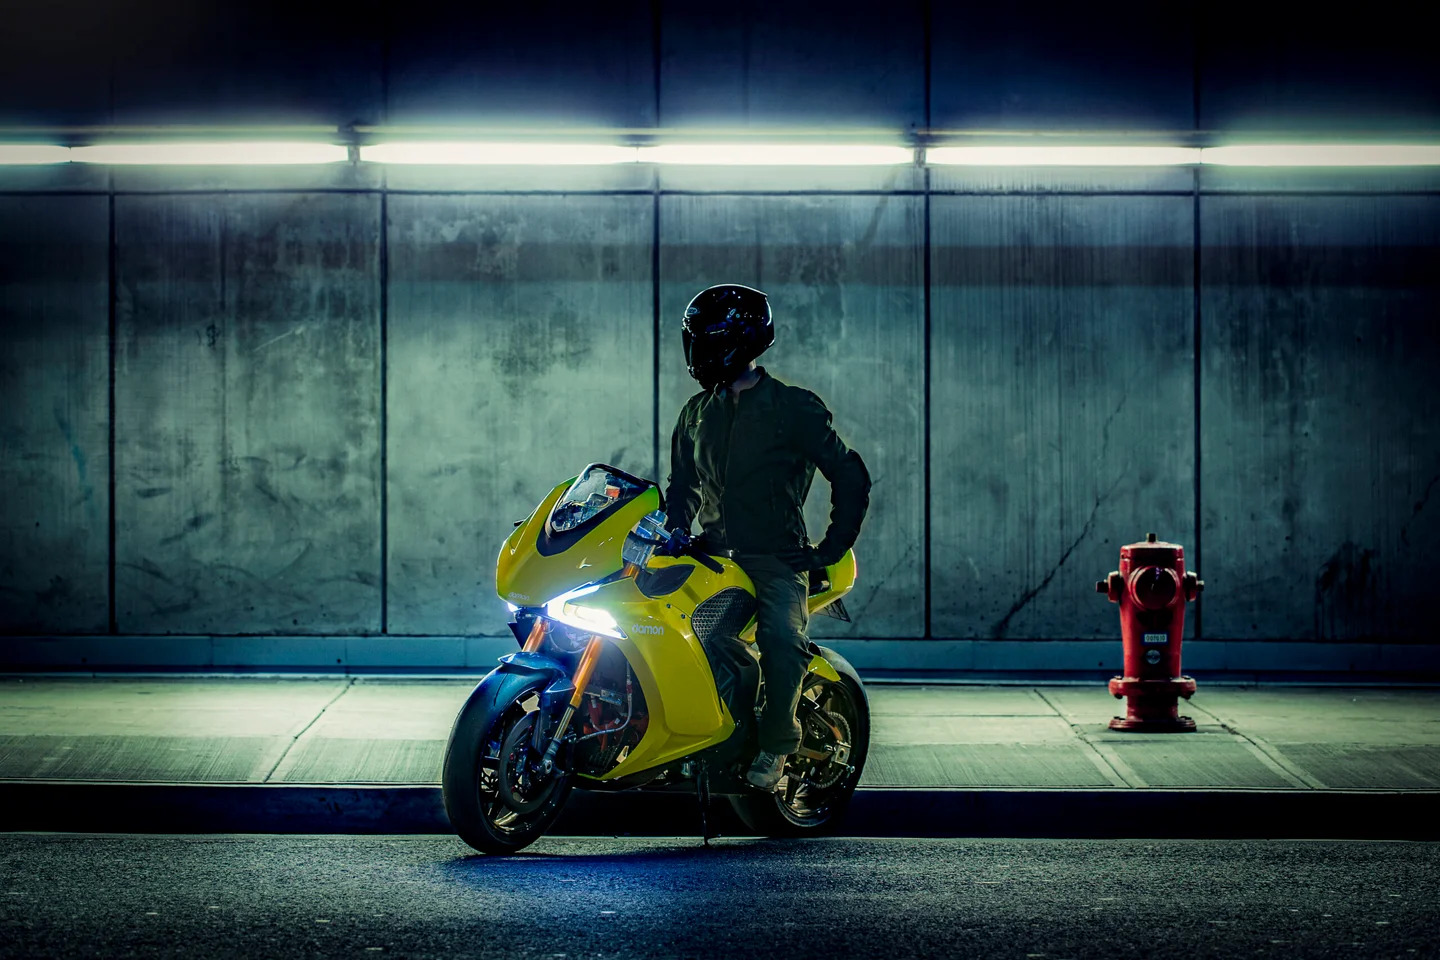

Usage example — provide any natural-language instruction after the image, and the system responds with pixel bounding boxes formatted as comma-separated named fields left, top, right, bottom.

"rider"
left=663, top=283, right=871, bottom=791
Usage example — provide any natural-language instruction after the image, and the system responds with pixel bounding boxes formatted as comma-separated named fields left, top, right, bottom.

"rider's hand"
left=777, top=545, right=820, bottom=573
left=778, top=542, right=844, bottom=573
left=658, top=527, right=692, bottom=557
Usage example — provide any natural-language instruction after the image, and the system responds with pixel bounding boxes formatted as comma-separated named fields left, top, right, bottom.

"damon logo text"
left=630, top=623, right=664, bottom=636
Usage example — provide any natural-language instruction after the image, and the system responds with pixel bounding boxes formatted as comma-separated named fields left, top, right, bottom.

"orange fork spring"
left=521, top=618, right=547, bottom=653
left=568, top=637, right=605, bottom=708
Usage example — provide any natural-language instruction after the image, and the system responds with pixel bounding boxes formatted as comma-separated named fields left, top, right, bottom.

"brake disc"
left=497, top=712, right=557, bottom=815
left=805, top=710, right=851, bottom=790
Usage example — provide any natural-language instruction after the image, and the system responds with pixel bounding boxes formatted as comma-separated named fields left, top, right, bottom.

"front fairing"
left=496, top=477, right=661, bottom=610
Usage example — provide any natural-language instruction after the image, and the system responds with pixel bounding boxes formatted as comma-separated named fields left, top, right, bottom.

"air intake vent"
left=690, top=588, right=757, bottom=644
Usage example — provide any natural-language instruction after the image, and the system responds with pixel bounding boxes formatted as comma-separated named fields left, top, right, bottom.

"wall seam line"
left=652, top=190, right=662, bottom=481
left=1193, top=168, right=1203, bottom=643
left=107, top=175, right=117, bottom=635
left=379, top=189, right=389, bottom=636
left=923, top=165, right=933, bottom=640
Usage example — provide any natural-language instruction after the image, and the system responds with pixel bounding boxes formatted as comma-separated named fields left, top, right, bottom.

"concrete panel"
left=114, top=194, right=382, bottom=634
left=0, top=167, right=110, bottom=194
left=1199, top=15, right=1440, bottom=133
left=386, top=0, right=655, bottom=127
left=931, top=196, right=1195, bottom=640
left=1200, top=197, right=1440, bottom=641
left=1199, top=168, right=1440, bottom=196
left=659, top=0, right=924, bottom=129
left=109, top=0, right=383, bottom=125
left=656, top=165, right=923, bottom=195
left=930, top=4, right=1194, bottom=130
left=111, top=165, right=383, bottom=195
left=0, top=196, right=110, bottom=634
left=929, top=167, right=1192, bottom=196
left=659, top=195, right=925, bottom=638
left=387, top=195, right=653, bottom=635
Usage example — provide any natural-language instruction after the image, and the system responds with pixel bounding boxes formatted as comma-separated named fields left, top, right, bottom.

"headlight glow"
left=544, top=584, right=626, bottom=639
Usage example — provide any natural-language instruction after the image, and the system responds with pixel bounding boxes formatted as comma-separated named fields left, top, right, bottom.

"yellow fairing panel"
left=580, top=575, right=738, bottom=780
left=495, top=481, right=660, bottom=608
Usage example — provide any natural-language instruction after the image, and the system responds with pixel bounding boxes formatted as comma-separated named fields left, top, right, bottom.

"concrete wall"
left=2, top=169, right=1437, bottom=670
left=113, top=195, right=382, bottom=635
left=930, top=195, right=1194, bottom=642
left=386, top=195, right=653, bottom=635
left=0, top=197, right=110, bottom=634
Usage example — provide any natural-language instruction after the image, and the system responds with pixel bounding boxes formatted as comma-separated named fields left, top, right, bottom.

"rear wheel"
left=443, top=690, right=573, bottom=854
left=728, top=646, right=869, bottom=835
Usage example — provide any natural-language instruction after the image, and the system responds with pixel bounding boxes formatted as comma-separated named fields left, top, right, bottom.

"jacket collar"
left=710, top=365, right=771, bottom=399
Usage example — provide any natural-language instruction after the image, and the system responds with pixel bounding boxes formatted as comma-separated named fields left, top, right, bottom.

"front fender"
left=455, top=651, right=570, bottom=720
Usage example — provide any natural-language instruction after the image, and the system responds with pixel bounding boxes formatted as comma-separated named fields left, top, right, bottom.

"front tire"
left=728, top=646, right=870, bottom=836
left=443, top=686, right=573, bottom=854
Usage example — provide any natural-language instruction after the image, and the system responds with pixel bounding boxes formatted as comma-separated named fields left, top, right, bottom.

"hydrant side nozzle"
left=1182, top=571, right=1205, bottom=601
left=1095, top=580, right=1108, bottom=593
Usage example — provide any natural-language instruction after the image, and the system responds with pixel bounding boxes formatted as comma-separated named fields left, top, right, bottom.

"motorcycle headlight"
left=544, top=584, right=626, bottom=640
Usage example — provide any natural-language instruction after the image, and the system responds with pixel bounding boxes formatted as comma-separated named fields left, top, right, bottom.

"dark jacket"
left=664, top=367, right=871, bottom=557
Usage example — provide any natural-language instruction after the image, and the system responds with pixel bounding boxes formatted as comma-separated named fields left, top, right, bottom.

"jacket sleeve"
left=795, top=390, right=872, bottom=558
left=663, top=399, right=701, bottom=533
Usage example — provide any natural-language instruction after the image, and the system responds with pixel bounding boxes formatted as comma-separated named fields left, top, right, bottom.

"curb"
left=3, top=782, right=1437, bottom=840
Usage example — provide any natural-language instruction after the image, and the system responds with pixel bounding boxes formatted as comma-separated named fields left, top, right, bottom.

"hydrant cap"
left=1130, top=566, right=1180, bottom=610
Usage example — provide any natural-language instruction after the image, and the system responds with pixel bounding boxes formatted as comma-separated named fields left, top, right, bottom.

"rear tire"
left=728, top=646, right=869, bottom=836
left=443, top=687, right=574, bottom=855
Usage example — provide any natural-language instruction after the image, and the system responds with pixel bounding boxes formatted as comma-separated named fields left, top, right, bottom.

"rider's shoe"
left=745, top=750, right=787, bottom=791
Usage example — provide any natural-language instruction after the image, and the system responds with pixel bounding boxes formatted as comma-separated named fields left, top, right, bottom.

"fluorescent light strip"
left=6, top=140, right=1439, bottom=169
left=1199, top=144, right=1440, bottom=166
left=926, top=146, right=1200, bottom=166
left=0, top=145, right=72, bottom=164
left=361, top=142, right=641, bottom=165
left=638, top=144, right=913, bottom=165
left=70, top=142, right=348, bottom=164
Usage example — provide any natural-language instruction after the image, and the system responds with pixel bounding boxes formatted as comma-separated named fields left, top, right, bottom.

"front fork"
left=521, top=619, right=604, bottom=775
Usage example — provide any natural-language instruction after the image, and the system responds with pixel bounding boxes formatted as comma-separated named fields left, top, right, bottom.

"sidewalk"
left=2, top=677, right=1437, bottom=838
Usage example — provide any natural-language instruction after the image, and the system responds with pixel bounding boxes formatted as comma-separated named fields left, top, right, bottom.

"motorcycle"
left=442, top=462, right=870, bottom=854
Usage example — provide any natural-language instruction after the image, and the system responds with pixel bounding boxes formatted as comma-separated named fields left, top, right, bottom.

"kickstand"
left=695, top=760, right=715, bottom=846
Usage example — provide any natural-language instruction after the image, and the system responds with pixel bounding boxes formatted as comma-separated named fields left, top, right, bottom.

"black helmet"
left=681, top=283, right=774, bottom=390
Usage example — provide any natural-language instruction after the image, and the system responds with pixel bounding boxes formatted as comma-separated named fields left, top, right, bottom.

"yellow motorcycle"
left=442, top=463, right=870, bottom=854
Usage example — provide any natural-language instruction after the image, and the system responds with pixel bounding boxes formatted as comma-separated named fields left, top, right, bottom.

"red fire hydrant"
left=1096, top=533, right=1204, bottom=731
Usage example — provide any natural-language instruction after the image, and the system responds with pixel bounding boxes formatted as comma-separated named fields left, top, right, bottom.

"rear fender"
left=806, top=649, right=842, bottom=683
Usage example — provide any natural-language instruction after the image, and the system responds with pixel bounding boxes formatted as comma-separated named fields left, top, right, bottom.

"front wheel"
left=728, top=646, right=870, bottom=836
left=443, top=684, right=574, bottom=854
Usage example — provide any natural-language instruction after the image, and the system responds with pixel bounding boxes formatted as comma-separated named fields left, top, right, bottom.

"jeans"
left=733, top=553, right=810, bottom=755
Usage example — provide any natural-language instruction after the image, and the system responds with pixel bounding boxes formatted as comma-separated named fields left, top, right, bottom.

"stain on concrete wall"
left=114, top=194, right=381, bottom=634
left=1201, top=196, right=1440, bottom=641
left=931, top=196, right=1195, bottom=641
left=659, top=195, right=926, bottom=638
left=386, top=195, right=654, bottom=636
left=0, top=197, right=111, bottom=633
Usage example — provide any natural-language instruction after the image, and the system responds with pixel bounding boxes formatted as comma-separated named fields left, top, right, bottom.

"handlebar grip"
left=687, top=548, right=725, bottom=574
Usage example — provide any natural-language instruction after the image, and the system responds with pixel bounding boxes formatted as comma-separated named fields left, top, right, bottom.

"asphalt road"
left=1, top=835, right=1436, bottom=959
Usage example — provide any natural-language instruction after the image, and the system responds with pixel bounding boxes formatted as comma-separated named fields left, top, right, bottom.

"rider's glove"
left=658, top=527, right=692, bottom=557
left=777, top=541, right=843, bottom=573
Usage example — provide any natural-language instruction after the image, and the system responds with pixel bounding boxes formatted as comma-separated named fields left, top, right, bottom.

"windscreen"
left=548, top=465, right=648, bottom=534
